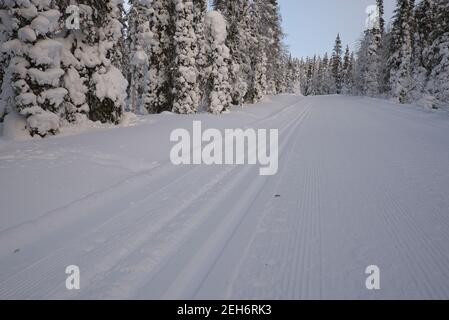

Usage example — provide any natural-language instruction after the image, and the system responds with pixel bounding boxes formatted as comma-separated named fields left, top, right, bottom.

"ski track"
left=1, top=95, right=449, bottom=299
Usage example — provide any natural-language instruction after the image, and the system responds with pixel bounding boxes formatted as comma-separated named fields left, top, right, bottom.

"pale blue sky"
left=279, top=0, right=396, bottom=58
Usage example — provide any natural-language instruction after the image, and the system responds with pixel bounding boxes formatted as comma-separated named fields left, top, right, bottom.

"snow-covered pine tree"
left=425, top=0, right=449, bottom=108
left=1, top=0, right=67, bottom=136
left=299, top=58, right=307, bottom=95
left=140, top=0, right=173, bottom=114
left=204, top=10, right=231, bottom=114
left=330, top=33, right=343, bottom=94
left=412, top=0, right=435, bottom=101
left=362, top=0, right=384, bottom=97
left=285, top=56, right=300, bottom=94
left=276, top=48, right=289, bottom=94
left=213, top=0, right=252, bottom=106
left=245, top=0, right=267, bottom=103
left=172, top=0, right=200, bottom=114
left=311, top=55, right=321, bottom=95
left=388, top=0, right=415, bottom=103
left=355, top=33, right=370, bottom=95
left=193, top=0, right=207, bottom=107
left=0, top=1, right=13, bottom=122
left=128, top=0, right=153, bottom=113
left=321, top=53, right=332, bottom=95
left=303, top=56, right=314, bottom=96
left=378, top=25, right=392, bottom=95
left=261, top=0, right=284, bottom=95
left=342, top=46, right=355, bottom=95
left=84, top=1, right=128, bottom=123
left=56, top=1, right=128, bottom=126
left=112, top=1, right=128, bottom=72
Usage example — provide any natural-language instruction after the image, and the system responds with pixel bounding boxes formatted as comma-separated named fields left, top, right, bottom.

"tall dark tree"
left=331, top=33, right=343, bottom=94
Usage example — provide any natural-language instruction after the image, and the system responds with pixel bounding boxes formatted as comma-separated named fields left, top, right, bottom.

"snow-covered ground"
left=1, top=95, right=449, bottom=299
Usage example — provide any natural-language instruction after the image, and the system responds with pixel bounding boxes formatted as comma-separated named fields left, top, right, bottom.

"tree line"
left=299, top=0, right=449, bottom=110
left=0, top=0, right=300, bottom=137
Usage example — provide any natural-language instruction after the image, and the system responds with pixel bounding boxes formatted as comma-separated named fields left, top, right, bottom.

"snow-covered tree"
left=388, top=0, right=415, bottom=103
left=204, top=11, right=231, bottom=114
left=360, top=0, right=384, bottom=97
left=128, top=0, right=153, bottom=113
left=139, top=0, right=173, bottom=114
left=285, top=56, right=300, bottom=94
left=0, top=1, right=13, bottom=122
left=321, top=53, right=332, bottom=95
left=310, top=55, right=321, bottom=96
left=245, top=0, right=267, bottom=103
left=260, top=0, right=284, bottom=95
left=193, top=0, right=208, bottom=107
left=412, top=0, right=435, bottom=101
left=1, top=0, right=67, bottom=136
left=172, top=0, right=200, bottom=114
left=424, top=0, right=449, bottom=108
left=330, top=33, right=343, bottom=94
left=213, top=0, right=252, bottom=106
left=342, top=46, right=355, bottom=95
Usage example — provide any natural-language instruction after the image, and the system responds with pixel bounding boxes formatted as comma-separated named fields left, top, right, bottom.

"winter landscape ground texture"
left=1, top=95, right=449, bottom=299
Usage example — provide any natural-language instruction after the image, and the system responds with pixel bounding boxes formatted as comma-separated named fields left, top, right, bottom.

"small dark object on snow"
left=13, top=249, right=20, bottom=254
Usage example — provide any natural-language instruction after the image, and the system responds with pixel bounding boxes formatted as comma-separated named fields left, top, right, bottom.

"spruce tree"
left=245, top=0, right=267, bottom=103
left=388, top=0, right=414, bottom=103
left=1, top=0, right=67, bottom=136
left=204, top=11, right=231, bottom=114
left=128, top=0, right=153, bottom=113
left=193, top=0, right=208, bottom=108
left=331, top=33, right=343, bottom=94
left=172, top=0, right=200, bottom=114
left=213, top=0, right=252, bottom=106
left=144, top=0, right=173, bottom=114
left=425, top=0, right=449, bottom=107
left=0, top=2, right=13, bottom=121
left=342, top=46, right=355, bottom=95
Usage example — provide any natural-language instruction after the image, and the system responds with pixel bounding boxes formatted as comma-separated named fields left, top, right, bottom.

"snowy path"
left=1, top=95, right=449, bottom=299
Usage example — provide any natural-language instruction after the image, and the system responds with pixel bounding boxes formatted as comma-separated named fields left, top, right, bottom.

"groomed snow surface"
left=1, top=95, right=449, bottom=299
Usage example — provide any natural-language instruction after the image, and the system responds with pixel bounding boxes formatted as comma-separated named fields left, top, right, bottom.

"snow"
left=92, top=66, right=128, bottom=108
left=1, top=95, right=449, bottom=299
left=28, top=67, right=64, bottom=86
left=28, top=39, right=62, bottom=66
left=205, top=11, right=227, bottom=44
left=30, top=11, right=61, bottom=36
left=2, top=111, right=29, bottom=140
